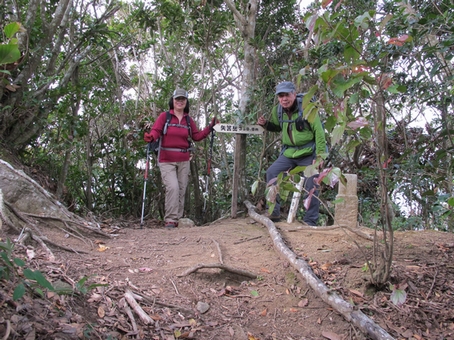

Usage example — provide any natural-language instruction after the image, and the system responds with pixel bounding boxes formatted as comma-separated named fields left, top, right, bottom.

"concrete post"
left=334, top=174, right=358, bottom=227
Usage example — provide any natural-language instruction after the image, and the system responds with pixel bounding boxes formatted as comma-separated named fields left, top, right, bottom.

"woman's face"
left=173, top=97, right=187, bottom=110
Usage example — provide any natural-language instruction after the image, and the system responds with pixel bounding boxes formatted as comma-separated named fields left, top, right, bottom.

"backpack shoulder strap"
left=278, top=104, right=283, bottom=127
left=185, top=115, right=192, bottom=139
left=296, top=93, right=304, bottom=118
left=278, top=93, right=305, bottom=128
left=163, top=111, right=172, bottom=135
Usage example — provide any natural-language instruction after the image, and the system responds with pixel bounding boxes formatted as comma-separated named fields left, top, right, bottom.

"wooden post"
left=212, top=124, right=264, bottom=218
left=287, top=177, right=305, bottom=223
left=334, top=174, right=358, bottom=227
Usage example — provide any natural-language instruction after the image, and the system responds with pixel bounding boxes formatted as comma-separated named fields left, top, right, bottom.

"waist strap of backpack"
left=160, top=146, right=194, bottom=153
left=282, top=140, right=315, bottom=151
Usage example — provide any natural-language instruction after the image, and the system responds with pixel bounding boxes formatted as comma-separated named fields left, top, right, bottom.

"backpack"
left=277, top=93, right=329, bottom=155
left=150, top=111, right=193, bottom=155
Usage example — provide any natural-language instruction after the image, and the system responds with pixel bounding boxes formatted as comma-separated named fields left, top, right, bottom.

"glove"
left=209, top=117, right=219, bottom=131
left=144, top=131, right=154, bottom=143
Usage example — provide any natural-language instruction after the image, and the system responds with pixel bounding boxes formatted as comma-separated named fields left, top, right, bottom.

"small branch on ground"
left=1, top=320, right=11, bottom=340
left=211, top=238, right=223, bottom=264
left=124, top=289, right=154, bottom=325
left=233, top=236, right=262, bottom=244
left=131, top=291, right=195, bottom=316
left=169, top=278, right=180, bottom=295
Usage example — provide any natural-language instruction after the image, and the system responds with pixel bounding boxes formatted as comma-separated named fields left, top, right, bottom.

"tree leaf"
left=13, top=258, right=25, bottom=267
left=23, top=268, right=36, bottom=280
left=0, top=44, right=21, bottom=65
left=13, top=282, right=26, bottom=300
left=33, top=271, right=54, bottom=291
left=3, top=22, right=21, bottom=39
left=251, top=180, right=259, bottom=195
left=390, top=288, right=407, bottom=306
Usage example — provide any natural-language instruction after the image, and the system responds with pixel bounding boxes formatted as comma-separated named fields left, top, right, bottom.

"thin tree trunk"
left=224, top=0, right=258, bottom=217
left=371, top=90, right=394, bottom=286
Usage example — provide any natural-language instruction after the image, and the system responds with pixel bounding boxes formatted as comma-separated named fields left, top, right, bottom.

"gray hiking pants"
left=266, top=153, right=320, bottom=226
left=159, top=161, right=190, bottom=223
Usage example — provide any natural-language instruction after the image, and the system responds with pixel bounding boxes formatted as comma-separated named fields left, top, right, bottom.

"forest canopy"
left=0, top=0, right=453, bottom=231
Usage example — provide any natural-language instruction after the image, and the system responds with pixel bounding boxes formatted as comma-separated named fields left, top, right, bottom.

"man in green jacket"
left=257, top=81, right=327, bottom=225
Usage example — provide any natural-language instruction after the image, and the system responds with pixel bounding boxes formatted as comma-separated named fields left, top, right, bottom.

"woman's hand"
left=144, top=131, right=154, bottom=143
left=209, top=117, right=219, bottom=131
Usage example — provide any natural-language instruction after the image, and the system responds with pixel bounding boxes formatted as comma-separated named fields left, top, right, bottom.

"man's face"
left=277, top=92, right=296, bottom=109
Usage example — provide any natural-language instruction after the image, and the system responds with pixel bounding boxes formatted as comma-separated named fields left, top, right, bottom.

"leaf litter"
left=1, top=219, right=454, bottom=339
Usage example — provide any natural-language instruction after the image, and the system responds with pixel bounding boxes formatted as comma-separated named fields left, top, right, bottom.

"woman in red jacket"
left=144, top=89, right=217, bottom=228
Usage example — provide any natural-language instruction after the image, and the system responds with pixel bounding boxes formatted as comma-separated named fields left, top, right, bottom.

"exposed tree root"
left=24, top=213, right=110, bottom=238
left=244, top=200, right=394, bottom=340
left=0, top=159, right=111, bottom=241
left=0, top=173, right=109, bottom=259
left=177, top=237, right=258, bottom=278
left=177, top=262, right=258, bottom=278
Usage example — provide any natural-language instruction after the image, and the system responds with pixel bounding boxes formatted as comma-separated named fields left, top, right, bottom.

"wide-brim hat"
left=173, top=88, right=188, bottom=98
left=275, top=81, right=296, bottom=94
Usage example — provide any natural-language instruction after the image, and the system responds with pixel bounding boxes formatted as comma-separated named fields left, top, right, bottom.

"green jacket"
left=265, top=103, right=326, bottom=159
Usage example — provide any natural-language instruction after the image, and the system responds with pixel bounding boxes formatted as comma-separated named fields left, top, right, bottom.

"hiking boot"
left=270, top=215, right=282, bottom=222
left=165, top=222, right=178, bottom=229
left=263, top=212, right=281, bottom=222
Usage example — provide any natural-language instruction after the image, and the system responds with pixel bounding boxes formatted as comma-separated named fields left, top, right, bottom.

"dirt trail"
left=2, top=217, right=454, bottom=339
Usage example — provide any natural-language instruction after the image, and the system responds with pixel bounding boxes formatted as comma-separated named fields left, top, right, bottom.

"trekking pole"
left=203, top=128, right=215, bottom=214
left=140, top=142, right=151, bottom=229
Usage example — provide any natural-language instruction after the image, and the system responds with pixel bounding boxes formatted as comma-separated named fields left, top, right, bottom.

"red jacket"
left=149, top=110, right=212, bottom=163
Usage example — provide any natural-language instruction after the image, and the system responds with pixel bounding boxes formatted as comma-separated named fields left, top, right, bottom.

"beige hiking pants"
left=158, top=161, right=190, bottom=223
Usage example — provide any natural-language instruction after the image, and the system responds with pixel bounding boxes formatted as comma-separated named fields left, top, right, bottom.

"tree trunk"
left=224, top=0, right=258, bottom=217
left=371, top=90, right=394, bottom=286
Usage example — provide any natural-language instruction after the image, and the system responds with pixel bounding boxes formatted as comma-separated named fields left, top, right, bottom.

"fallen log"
left=244, top=200, right=394, bottom=340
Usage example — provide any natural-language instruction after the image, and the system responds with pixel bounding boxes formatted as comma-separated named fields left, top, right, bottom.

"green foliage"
left=0, top=239, right=54, bottom=300
left=391, top=215, right=424, bottom=231
left=0, top=239, right=106, bottom=300
left=0, top=239, right=24, bottom=280
left=0, top=22, right=21, bottom=65
left=75, top=276, right=108, bottom=295
left=2, top=0, right=452, bottom=234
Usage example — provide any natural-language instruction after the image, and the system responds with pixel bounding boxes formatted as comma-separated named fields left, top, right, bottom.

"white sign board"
left=213, top=123, right=264, bottom=134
